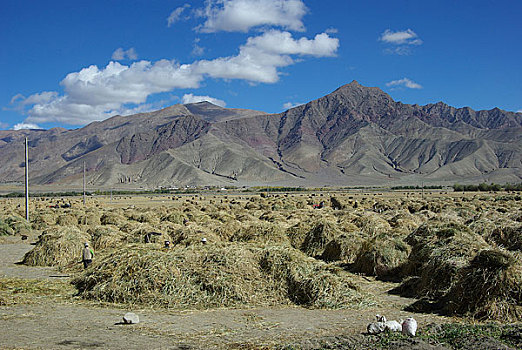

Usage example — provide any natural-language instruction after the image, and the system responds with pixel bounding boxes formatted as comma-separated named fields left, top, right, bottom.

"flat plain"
left=1, top=189, right=521, bottom=349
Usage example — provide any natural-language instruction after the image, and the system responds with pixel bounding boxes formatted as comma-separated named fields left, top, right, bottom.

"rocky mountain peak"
left=0, top=81, right=519, bottom=187
left=330, top=80, right=394, bottom=106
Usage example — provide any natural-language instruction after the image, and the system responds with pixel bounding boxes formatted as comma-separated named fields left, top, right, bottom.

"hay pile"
left=320, top=231, right=366, bottom=263
left=487, top=225, right=522, bottom=251
left=388, top=210, right=423, bottom=234
left=258, top=245, right=370, bottom=308
left=73, top=243, right=267, bottom=308
left=100, top=211, right=127, bottom=227
left=161, top=211, right=185, bottom=225
left=399, top=221, right=490, bottom=299
left=0, top=217, right=14, bottom=236
left=0, top=215, right=32, bottom=236
left=78, top=211, right=101, bottom=226
left=126, top=210, right=161, bottom=225
left=31, top=211, right=57, bottom=230
left=330, top=196, right=344, bottom=210
left=299, top=219, right=341, bottom=258
left=88, top=225, right=125, bottom=250
left=208, top=210, right=236, bottom=223
left=72, top=243, right=372, bottom=309
left=230, top=221, right=288, bottom=245
left=351, top=234, right=410, bottom=278
left=353, top=213, right=391, bottom=236
left=170, top=225, right=222, bottom=247
left=23, top=226, right=90, bottom=267
left=443, top=249, right=522, bottom=321
left=56, top=213, right=78, bottom=227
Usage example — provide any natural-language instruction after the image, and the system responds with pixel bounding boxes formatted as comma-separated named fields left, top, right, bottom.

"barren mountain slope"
left=1, top=81, right=520, bottom=187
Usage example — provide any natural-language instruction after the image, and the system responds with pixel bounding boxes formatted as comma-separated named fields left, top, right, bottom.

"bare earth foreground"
left=0, top=238, right=455, bottom=350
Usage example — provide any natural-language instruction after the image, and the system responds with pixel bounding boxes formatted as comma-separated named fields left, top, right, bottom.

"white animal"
left=402, top=317, right=418, bottom=336
left=384, top=319, right=402, bottom=332
left=367, top=315, right=386, bottom=334
left=378, top=315, right=403, bottom=332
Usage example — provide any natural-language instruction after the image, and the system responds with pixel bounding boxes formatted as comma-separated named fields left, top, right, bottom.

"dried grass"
left=170, top=225, right=223, bottom=247
left=100, top=211, right=127, bottom=227
left=2, top=215, right=31, bottom=235
left=320, top=231, right=365, bottom=263
left=31, top=211, right=57, bottom=230
left=353, top=213, right=391, bottom=236
left=72, top=243, right=373, bottom=309
left=258, top=245, right=373, bottom=308
left=299, top=219, right=342, bottom=258
left=0, top=277, right=75, bottom=306
left=443, top=249, right=522, bottom=321
left=351, top=234, right=410, bottom=278
left=400, top=220, right=490, bottom=299
left=0, top=217, right=14, bottom=236
left=88, top=225, right=125, bottom=250
left=231, top=221, right=288, bottom=245
left=23, top=226, right=90, bottom=267
left=56, top=213, right=78, bottom=227
left=78, top=211, right=101, bottom=226
left=487, top=225, right=522, bottom=251
left=161, top=210, right=186, bottom=225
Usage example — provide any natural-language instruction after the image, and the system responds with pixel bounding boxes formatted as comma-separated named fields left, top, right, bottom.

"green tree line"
left=453, top=183, right=522, bottom=192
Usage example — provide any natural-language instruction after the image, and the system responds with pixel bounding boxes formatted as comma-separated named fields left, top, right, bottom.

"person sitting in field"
left=164, top=240, right=171, bottom=249
left=82, top=242, right=94, bottom=269
left=313, top=201, right=324, bottom=209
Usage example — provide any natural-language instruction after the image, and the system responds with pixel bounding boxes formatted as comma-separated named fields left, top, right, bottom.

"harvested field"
left=1, top=189, right=522, bottom=349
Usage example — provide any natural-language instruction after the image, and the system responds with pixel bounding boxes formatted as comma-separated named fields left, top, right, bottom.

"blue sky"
left=1, top=0, right=521, bottom=130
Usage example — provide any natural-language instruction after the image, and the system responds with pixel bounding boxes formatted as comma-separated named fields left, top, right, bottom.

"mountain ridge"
left=1, top=82, right=520, bottom=188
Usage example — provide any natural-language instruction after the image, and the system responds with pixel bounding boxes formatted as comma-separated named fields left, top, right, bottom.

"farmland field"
left=1, top=189, right=521, bottom=349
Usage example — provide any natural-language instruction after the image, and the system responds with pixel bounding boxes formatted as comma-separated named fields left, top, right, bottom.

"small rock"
left=123, top=312, right=139, bottom=324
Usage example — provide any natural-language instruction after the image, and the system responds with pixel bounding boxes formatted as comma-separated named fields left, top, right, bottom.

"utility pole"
left=25, top=137, right=29, bottom=222
left=83, top=161, right=86, bottom=206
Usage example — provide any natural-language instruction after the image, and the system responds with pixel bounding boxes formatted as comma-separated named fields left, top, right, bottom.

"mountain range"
left=1, top=81, right=520, bottom=189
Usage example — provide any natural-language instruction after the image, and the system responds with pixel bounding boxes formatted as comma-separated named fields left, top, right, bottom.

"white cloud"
left=384, top=46, right=413, bottom=56
left=0, top=122, right=8, bottom=129
left=325, top=27, right=338, bottom=34
left=10, top=91, right=58, bottom=107
left=18, top=28, right=338, bottom=125
left=167, top=4, right=190, bottom=27
left=182, top=93, right=226, bottom=107
left=112, top=47, right=138, bottom=61
left=192, top=44, right=205, bottom=56
left=25, top=60, right=203, bottom=125
left=192, top=38, right=205, bottom=56
left=245, top=30, right=338, bottom=57
left=386, top=78, right=422, bottom=89
left=194, top=30, right=338, bottom=83
left=283, top=101, right=301, bottom=109
left=517, top=110, right=522, bottom=113
left=379, top=29, right=422, bottom=45
left=13, top=122, right=41, bottom=130
left=10, top=93, right=25, bottom=104
left=197, top=0, right=307, bottom=33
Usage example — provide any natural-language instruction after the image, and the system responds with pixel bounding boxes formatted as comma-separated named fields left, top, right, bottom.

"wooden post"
left=25, top=137, right=29, bottom=222
left=83, top=161, right=86, bottom=206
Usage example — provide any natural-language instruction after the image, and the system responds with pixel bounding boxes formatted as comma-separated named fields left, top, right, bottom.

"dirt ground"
left=0, top=237, right=461, bottom=350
